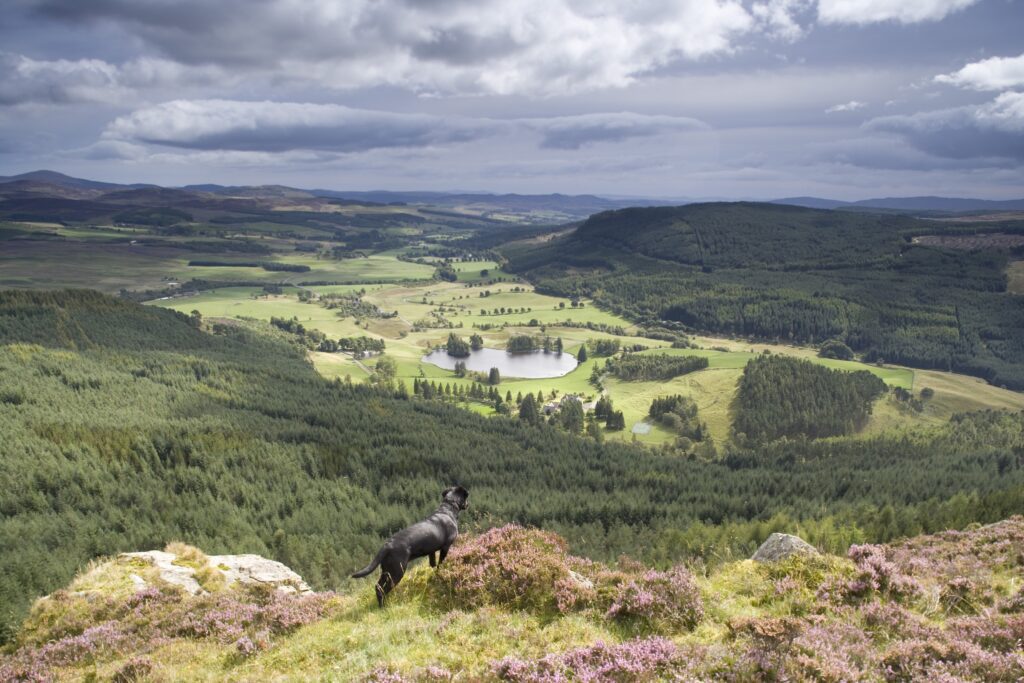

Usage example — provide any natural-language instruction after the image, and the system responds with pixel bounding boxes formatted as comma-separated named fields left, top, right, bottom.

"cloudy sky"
left=1, top=0, right=1022, bottom=199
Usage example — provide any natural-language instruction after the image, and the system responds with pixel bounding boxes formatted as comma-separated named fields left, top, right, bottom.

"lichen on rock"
left=119, top=545, right=312, bottom=595
left=751, top=533, right=820, bottom=563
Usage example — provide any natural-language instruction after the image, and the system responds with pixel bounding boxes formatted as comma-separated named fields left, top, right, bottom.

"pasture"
left=141, top=252, right=1024, bottom=449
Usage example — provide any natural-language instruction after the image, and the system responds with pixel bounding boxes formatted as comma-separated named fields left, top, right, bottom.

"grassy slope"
left=9, top=520, right=1024, bottom=681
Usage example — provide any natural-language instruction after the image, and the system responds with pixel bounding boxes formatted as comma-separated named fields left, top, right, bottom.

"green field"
left=148, top=253, right=1024, bottom=448
left=1009, top=261, right=1024, bottom=295
left=8, top=214, right=1013, bottom=450
left=181, top=251, right=436, bottom=283
left=0, top=241, right=188, bottom=292
left=0, top=231, right=436, bottom=292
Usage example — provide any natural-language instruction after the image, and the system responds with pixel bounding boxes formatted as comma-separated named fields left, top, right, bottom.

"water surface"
left=422, top=347, right=578, bottom=378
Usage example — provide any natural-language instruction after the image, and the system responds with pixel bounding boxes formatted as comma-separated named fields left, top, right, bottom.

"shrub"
left=492, top=637, right=692, bottom=682
left=837, top=545, right=922, bottom=604
left=111, top=656, right=153, bottom=682
left=602, top=566, right=703, bottom=634
left=819, top=339, right=854, bottom=360
left=429, top=525, right=573, bottom=614
left=788, top=622, right=876, bottom=682
left=1, top=583, right=340, bottom=678
left=1000, top=587, right=1024, bottom=613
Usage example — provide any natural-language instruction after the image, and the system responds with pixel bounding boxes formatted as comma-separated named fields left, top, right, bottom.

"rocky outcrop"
left=207, top=553, right=312, bottom=594
left=119, top=549, right=312, bottom=595
left=751, top=533, right=819, bottom=563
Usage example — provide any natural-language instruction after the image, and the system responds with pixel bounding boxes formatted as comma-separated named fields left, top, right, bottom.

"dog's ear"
left=441, top=486, right=455, bottom=501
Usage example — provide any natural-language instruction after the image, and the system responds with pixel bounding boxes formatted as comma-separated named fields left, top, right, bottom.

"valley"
left=5, top=200, right=1022, bottom=449
left=5, top=5, right=1024, bottom=678
left=149, top=263, right=1023, bottom=447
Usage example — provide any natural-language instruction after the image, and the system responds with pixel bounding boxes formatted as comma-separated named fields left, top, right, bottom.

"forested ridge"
left=2, top=291, right=1024, bottom=642
left=505, top=202, right=1024, bottom=389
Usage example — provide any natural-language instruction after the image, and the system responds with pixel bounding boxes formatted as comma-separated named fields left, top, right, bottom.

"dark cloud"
left=411, top=27, right=522, bottom=65
left=866, top=93, right=1024, bottom=161
left=529, top=113, right=707, bottom=150
left=812, top=134, right=1017, bottom=171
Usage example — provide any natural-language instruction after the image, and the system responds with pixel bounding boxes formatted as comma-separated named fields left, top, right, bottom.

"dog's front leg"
left=438, top=546, right=449, bottom=566
left=429, top=551, right=437, bottom=568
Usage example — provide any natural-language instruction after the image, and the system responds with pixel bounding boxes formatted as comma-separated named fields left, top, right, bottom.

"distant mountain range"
left=2, top=170, right=1023, bottom=217
left=771, top=195, right=1024, bottom=213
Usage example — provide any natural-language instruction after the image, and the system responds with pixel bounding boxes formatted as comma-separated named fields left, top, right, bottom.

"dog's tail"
left=351, top=547, right=386, bottom=578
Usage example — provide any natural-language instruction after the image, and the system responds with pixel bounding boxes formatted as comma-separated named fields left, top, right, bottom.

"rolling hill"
left=504, top=202, right=1024, bottom=390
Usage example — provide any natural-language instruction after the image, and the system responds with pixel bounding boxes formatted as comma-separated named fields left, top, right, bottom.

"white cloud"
left=751, top=0, right=813, bottom=41
left=102, top=100, right=497, bottom=153
left=28, top=0, right=762, bottom=96
left=975, top=91, right=1024, bottom=132
left=101, top=99, right=710, bottom=155
left=825, top=100, right=866, bottom=113
left=0, top=52, right=227, bottom=106
left=935, top=53, right=1024, bottom=91
left=817, top=0, right=980, bottom=25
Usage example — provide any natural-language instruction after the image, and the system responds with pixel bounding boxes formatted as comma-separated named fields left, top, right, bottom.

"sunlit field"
left=151, top=253, right=1024, bottom=446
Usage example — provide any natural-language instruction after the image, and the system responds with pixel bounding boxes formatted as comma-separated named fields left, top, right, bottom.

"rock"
left=120, top=550, right=202, bottom=594
left=119, top=550, right=312, bottom=595
left=567, top=569, right=594, bottom=591
left=208, top=554, right=312, bottom=594
left=751, top=533, right=819, bottom=563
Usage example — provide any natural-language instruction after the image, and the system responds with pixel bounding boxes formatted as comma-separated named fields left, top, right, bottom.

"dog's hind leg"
left=438, top=545, right=450, bottom=566
left=375, top=557, right=406, bottom=607
left=429, top=551, right=437, bottom=568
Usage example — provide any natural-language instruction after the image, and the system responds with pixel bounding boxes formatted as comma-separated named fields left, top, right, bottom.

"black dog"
left=352, top=486, right=469, bottom=606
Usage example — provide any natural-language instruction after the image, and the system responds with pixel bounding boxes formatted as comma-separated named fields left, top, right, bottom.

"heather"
left=414, top=524, right=703, bottom=632
left=2, top=521, right=1022, bottom=681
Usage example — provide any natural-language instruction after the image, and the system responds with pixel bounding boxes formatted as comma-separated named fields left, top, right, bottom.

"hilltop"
left=2, top=520, right=1023, bottom=681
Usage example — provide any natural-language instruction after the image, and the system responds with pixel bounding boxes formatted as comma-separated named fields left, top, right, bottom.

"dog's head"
left=442, top=485, right=469, bottom=511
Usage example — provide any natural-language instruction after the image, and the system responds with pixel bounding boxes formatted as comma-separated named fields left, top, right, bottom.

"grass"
left=0, top=241, right=200, bottom=292
left=1008, top=260, right=1024, bottom=295
left=152, top=287, right=376, bottom=340
left=23, top=518, right=1024, bottom=681
left=0, top=232, right=436, bottom=292
left=304, top=283, right=388, bottom=296
left=148, top=259, right=1023, bottom=448
left=74, top=580, right=616, bottom=682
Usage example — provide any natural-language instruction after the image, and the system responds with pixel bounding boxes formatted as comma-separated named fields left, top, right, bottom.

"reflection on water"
left=422, top=347, right=578, bottom=378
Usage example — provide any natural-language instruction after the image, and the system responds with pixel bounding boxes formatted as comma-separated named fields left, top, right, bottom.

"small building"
left=544, top=394, right=589, bottom=415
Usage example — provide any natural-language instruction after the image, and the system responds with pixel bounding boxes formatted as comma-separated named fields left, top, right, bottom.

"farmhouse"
left=543, top=394, right=594, bottom=415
